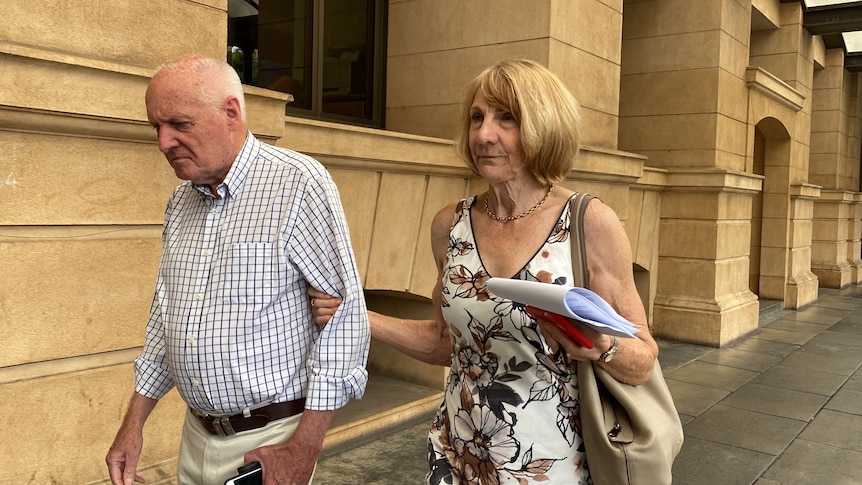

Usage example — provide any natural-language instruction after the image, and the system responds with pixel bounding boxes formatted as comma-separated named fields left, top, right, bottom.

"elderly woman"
left=311, top=58, right=658, bottom=483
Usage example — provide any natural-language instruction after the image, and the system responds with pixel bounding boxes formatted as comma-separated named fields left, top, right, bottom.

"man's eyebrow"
left=151, top=116, right=194, bottom=126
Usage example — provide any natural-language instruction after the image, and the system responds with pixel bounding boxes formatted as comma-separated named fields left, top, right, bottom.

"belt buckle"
left=192, top=409, right=236, bottom=437
left=212, top=415, right=236, bottom=436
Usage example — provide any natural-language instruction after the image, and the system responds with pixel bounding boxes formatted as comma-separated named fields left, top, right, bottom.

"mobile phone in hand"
left=524, top=305, right=594, bottom=349
left=224, top=462, right=262, bottom=485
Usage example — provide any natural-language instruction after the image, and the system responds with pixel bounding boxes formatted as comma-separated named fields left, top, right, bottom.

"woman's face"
left=468, top=93, right=525, bottom=182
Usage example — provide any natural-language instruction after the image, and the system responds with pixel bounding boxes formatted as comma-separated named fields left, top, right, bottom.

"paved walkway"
left=313, top=285, right=862, bottom=484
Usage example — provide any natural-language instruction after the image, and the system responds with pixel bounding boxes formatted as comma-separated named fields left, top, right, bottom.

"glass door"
left=227, top=0, right=386, bottom=127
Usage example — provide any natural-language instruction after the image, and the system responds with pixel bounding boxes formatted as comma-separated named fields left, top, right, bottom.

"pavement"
left=312, top=285, right=862, bottom=484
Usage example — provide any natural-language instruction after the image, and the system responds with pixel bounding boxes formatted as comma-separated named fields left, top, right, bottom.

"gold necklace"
left=484, top=184, right=555, bottom=222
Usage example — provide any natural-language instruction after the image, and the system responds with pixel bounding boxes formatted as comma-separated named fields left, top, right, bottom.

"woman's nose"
left=476, top=120, right=498, bottom=143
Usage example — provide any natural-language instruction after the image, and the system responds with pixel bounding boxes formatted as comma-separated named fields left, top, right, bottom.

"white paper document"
left=486, top=278, right=639, bottom=338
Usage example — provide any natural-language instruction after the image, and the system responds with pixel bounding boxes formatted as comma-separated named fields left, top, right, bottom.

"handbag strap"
left=568, top=193, right=595, bottom=288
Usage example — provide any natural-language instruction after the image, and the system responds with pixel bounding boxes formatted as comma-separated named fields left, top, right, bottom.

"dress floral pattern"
left=427, top=195, right=591, bottom=485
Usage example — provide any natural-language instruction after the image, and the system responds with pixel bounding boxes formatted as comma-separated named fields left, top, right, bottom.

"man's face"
left=145, top=74, right=239, bottom=187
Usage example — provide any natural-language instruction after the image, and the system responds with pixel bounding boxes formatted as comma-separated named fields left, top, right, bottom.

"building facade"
left=2, top=0, right=861, bottom=482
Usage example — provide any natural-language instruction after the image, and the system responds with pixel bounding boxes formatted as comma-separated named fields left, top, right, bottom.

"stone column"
left=385, top=0, right=623, bottom=149
left=812, top=190, right=854, bottom=287
left=809, top=50, right=862, bottom=287
left=621, top=0, right=762, bottom=345
left=652, top=169, right=762, bottom=346
left=784, top=184, right=821, bottom=308
left=847, top=193, right=862, bottom=284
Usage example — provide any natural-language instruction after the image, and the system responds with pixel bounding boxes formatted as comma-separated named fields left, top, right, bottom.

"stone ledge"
left=746, top=66, right=805, bottom=112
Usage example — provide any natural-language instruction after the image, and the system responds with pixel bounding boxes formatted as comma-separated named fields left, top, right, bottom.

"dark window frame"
left=227, top=0, right=387, bottom=128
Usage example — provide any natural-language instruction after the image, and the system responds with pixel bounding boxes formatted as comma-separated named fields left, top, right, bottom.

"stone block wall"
left=385, top=0, right=623, bottom=149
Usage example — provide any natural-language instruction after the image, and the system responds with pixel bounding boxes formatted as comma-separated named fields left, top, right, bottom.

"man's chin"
left=170, top=168, right=191, bottom=180
left=169, top=161, right=194, bottom=180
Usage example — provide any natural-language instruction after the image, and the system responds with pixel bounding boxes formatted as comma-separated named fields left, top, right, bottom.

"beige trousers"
left=176, top=408, right=315, bottom=485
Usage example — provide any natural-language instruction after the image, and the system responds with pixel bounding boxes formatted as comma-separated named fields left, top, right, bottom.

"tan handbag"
left=568, top=193, right=684, bottom=484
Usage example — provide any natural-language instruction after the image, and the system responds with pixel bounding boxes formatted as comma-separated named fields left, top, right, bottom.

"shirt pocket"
left=217, top=243, right=285, bottom=306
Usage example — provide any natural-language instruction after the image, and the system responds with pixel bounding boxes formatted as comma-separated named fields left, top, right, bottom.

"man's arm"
left=262, top=163, right=369, bottom=483
left=106, top=392, right=159, bottom=485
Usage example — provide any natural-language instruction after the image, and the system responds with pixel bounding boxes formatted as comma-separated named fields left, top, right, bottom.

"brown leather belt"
left=190, top=399, right=306, bottom=436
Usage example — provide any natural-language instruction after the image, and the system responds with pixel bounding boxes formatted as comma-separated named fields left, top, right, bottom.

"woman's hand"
left=308, top=287, right=342, bottom=326
left=532, top=313, right=614, bottom=362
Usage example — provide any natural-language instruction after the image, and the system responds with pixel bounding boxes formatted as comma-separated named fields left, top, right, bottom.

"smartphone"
left=224, top=462, right=262, bottom=485
left=524, top=305, right=594, bottom=349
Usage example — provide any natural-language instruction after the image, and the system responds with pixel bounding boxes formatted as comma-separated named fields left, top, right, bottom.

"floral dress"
left=427, top=195, right=591, bottom=485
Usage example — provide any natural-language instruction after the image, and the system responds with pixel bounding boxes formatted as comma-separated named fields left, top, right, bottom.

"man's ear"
left=223, top=96, right=243, bottom=126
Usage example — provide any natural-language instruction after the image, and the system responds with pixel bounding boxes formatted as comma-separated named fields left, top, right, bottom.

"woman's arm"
left=309, top=203, right=458, bottom=367
left=536, top=199, right=658, bottom=385
left=583, top=199, right=658, bottom=384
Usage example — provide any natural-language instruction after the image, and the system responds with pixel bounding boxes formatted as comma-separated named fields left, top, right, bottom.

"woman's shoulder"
left=582, top=196, right=618, bottom=224
left=431, top=197, right=473, bottom=233
left=433, top=195, right=479, bottom=220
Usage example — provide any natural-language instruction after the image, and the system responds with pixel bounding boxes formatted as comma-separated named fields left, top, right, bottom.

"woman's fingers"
left=307, top=288, right=343, bottom=326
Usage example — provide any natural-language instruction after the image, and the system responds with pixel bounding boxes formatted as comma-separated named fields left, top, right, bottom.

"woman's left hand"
left=533, top=314, right=613, bottom=362
left=308, top=287, right=342, bottom=326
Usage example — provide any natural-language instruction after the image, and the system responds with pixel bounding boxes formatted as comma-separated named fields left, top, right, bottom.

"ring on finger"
left=311, top=298, right=316, bottom=308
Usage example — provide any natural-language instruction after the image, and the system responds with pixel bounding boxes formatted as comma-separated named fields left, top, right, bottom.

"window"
left=227, top=0, right=387, bottom=127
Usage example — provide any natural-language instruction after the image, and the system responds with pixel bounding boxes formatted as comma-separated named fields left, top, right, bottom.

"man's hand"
left=244, top=409, right=334, bottom=484
left=243, top=440, right=317, bottom=485
left=106, top=426, right=146, bottom=485
left=107, top=393, right=158, bottom=485
left=308, top=287, right=342, bottom=326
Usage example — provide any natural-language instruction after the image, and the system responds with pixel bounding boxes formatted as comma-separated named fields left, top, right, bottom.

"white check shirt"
left=134, top=133, right=370, bottom=414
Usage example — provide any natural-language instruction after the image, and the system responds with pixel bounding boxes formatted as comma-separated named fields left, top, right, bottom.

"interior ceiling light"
left=843, top=31, right=862, bottom=53
left=804, top=0, right=861, bottom=8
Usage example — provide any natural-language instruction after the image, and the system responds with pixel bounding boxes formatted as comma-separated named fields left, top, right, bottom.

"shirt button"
left=194, top=293, right=204, bottom=300
left=192, top=379, right=201, bottom=387
left=203, top=250, right=212, bottom=257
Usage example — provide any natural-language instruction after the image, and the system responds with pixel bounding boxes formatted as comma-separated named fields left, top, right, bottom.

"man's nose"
left=157, top=128, right=179, bottom=153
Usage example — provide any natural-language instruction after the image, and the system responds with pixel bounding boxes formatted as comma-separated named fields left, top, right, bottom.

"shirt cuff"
left=133, top=355, right=175, bottom=400
left=305, top=366, right=369, bottom=411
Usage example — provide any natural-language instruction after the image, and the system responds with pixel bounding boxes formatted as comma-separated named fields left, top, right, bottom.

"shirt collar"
left=193, top=132, right=259, bottom=200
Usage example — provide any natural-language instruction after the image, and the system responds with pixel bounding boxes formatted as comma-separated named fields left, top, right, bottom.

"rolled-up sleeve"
left=134, top=282, right=176, bottom=400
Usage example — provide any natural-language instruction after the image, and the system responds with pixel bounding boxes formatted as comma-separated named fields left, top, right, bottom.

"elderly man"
left=106, top=55, right=370, bottom=485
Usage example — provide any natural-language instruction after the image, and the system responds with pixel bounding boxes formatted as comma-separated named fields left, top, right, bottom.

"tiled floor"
left=314, top=286, right=862, bottom=484
left=667, top=286, right=862, bottom=485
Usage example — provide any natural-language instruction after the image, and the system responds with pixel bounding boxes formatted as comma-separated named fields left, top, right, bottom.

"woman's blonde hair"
left=454, top=59, right=581, bottom=185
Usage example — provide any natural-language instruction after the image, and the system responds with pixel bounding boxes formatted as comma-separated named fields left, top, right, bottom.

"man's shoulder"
left=242, top=138, right=335, bottom=193
left=257, top=142, right=327, bottom=175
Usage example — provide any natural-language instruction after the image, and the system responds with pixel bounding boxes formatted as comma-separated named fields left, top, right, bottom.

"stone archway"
left=750, top=117, right=793, bottom=302
left=750, top=127, right=766, bottom=296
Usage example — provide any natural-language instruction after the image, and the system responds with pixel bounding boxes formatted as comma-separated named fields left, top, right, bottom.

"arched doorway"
left=749, top=117, right=792, bottom=301
left=750, top=127, right=765, bottom=296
